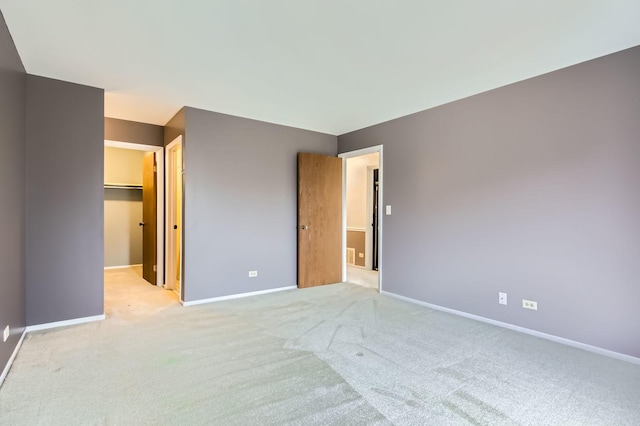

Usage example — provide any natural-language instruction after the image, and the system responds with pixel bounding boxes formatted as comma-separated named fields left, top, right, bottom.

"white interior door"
left=165, top=136, right=183, bottom=298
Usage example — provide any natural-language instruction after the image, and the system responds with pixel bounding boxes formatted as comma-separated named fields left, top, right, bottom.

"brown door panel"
left=297, top=152, right=342, bottom=288
left=142, top=152, right=157, bottom=285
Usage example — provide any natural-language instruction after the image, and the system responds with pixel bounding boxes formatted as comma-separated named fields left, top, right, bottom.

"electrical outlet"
left=358, top=253, right=364, bottom=258
left=248, top=271, right=258, bottom=278
left=522, top=299, right=538, bottom=310
left=498, top=292, right=507, bottom=305
left=3, top=325, right=9, bottom=342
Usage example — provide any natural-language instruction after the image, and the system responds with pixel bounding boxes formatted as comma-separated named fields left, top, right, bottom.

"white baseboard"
left=181, top=286, right=297, bottom=307
left=381, top=291, right=640, bottom=366
left=104, top=264, right=142, bottom=270
left=25, top=314, right=106, bottom=332
left=0, top=329, right=26, bottom=388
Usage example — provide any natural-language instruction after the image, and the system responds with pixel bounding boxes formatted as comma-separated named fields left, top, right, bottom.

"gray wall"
left=103, top=147, right=145, bottom=267
left=0, top=10, right=26, bottom=374
left=104, top=189, right=143, bottom=267
left=164, top=109, right=185, bottom=298
left=164, top=108, right=185, bottom=147
left=182, top=108, right=337, bottom=301
left=26, top=75, right=104, bottom=325
left=105, top=117, right=164, bottom=147
left=338, top=46, right=640, bottom=358
left=104, top=147, right=146, bottom=186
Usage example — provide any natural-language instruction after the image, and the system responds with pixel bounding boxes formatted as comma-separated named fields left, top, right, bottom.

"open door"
left=166, top=137, right=183, bottom=297
left=141, top=152, right=157, bottom=284
left=297, top=152, right=342, bottom=288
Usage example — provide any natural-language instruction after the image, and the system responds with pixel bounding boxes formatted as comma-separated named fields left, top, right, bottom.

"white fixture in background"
left=3, top=325, right=9, bottom=342
left=523, top=299, right=538, bottom=310
left=498, top=292, right=507, bottom=305
left=385, top=205, right=391, bottom=215
left=346, top=248, right=355, bottom=265
left=248, top=271, right=258, bottom=278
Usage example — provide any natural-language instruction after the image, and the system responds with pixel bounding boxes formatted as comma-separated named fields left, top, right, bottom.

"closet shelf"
left=104, top=184, right=142, bottom=190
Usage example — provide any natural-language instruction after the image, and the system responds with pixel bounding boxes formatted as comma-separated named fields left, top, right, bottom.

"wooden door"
left=298, top=152, right=342, bottom=288
left=142, top=152, right=157, bottom=284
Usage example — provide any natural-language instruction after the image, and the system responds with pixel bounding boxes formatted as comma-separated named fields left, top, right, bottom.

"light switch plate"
left=3, top=325, right=9, bottom=342
left=385, top=205, right=391, bottom=215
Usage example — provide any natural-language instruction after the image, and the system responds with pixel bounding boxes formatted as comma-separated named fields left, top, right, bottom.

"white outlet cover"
left=522, top=299, right=538, bottom=310
left=385, top=205, right=392, bottom=215
left=498, top=292, right=507, bottom=305
left=3, top=325, right=9, bottom=342
left=248, top=271, right=258, bottom=278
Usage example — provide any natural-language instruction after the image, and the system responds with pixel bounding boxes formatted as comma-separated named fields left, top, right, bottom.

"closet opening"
left=103, top=141, right=175, bottom=312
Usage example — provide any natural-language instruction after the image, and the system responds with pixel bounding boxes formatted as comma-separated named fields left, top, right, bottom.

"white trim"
left=104, top=140, right=158, bottom=152
left=104, top=264, right=142, bottom=270
left=339, top=145, right=383, bottom=293
left=180, top=286, right=297, bottom=307
left=346, top=227, right=366, bottom=232
left=105, top=140, right=165, bottom=287
left=346, top=247, right=356, bottom=265
left=25, top=314, right=106, bottom=332
left=0, top=330, right=26, bottom=388
left=382, top=291, right=640, bottom=366
left=104, top=183, right=142, bottom=189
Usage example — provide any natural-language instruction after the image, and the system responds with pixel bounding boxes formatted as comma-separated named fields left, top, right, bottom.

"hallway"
left=346, top=266, right=378, bottom=290
left=104, top=266, right=178, bottom=323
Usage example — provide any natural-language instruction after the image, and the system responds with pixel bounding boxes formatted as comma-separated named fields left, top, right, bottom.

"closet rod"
left=104, top=184, right=142, bottom=190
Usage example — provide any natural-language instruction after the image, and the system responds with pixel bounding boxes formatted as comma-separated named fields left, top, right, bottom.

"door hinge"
left=153, top=265, right=157, bottom=272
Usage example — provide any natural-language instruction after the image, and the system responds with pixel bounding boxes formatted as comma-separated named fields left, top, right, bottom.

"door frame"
left=104, top=140, right=165, bottom=287
left=364, top=165, right=378, bottom=270
left=165, top=136, right=184, bottom=302
left=339, top=145, right=383, bottom=292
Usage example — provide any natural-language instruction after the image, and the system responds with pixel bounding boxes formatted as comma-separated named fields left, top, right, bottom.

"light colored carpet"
left=103, top=266, right=178, bottom=324
left=347, top=265, right=379, bottom=290
left=1, top=270, right=639, bottom=425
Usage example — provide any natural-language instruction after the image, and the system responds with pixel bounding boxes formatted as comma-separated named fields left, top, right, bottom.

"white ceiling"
left=2, top=1, right=640, bottom=135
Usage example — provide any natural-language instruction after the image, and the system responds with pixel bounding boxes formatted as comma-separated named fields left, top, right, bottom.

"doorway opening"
left=165, top=136, right=184, bottom=301
left=103, top=140, right=165, bottom=284
left=340, top=146, right=383, bottom=292
left=104, top=140, right=177, bottom=315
